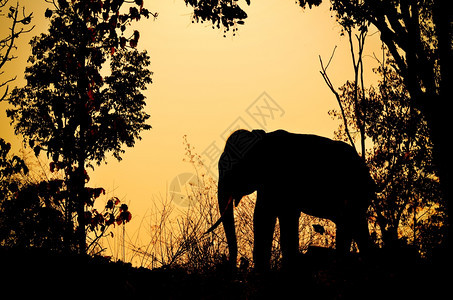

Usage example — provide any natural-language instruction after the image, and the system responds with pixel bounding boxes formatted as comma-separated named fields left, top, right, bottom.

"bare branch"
left=319, top=49, right=357, bottom=151
left=0, top=1, right=33, bottom=99
left=0, top=0, right=9, bottom=9
left=0, top=75, right=16, bottom=88
left=0, top=84, right=8, bottom=101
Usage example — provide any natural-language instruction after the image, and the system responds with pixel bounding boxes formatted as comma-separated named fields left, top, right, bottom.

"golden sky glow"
left=1, top=0, right=383, bottom=257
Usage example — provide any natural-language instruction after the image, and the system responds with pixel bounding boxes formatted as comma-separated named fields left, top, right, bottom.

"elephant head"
left=206, top=129, right=265, bottom=269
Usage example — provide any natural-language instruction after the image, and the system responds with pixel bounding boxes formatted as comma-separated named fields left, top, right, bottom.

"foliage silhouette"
left=184, top=0, right=248, bottom=36
left=7, top=0, right=152, bottom=253
left=327, top=5, right=453, bottom=239
left=0, top=138, right=28, bottom=197
left=0, top=145, right=133, bottom=255
left=329, top=54, right=445, bottom=254
left=0, top=181, right=68, bottom=250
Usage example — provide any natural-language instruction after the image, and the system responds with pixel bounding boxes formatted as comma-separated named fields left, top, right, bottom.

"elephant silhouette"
left=207, top=129, right=375, bottom=272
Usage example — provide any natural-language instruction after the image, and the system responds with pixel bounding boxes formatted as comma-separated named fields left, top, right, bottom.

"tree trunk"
left=429, top=101, right=451, bottom=252
left=75, top=160, right=87, bottom=255
left=64, top=170, right=74, bottom=253
left=75, top=30, right=89, bottom=255
left=433, top=0, right=453, bottom=253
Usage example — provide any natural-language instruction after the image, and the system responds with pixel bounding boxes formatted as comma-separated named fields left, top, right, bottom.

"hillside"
left=1, top=247, right=448, bottom=299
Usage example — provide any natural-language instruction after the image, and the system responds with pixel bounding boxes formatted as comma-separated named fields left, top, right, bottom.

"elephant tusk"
left=204, top=195, right=234, bottom=234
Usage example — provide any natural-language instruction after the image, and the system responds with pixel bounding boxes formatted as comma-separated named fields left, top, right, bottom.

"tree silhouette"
left=323, top=3, right=452, bottom=248
left=0, top=179, right=68, bottom=251
left=7, top=0, right=152, bottom=254
left=184, top=0, right=248, bottom=36
left=329, top=55, right=445, bottom=253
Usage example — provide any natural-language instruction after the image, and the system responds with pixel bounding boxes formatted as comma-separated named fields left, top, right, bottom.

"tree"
left=319, top=18, right=445, bottom=253
left=324, top=2, right=452, bottom=250
left=7, top=0, right=153, bottom=254
left=184, top=0, right=452, bottom=252
left=329, top=53, right=445, bottom=253
left=319, top=23, right=369, bottom=159
left=0, top=0, right=33, bottom=101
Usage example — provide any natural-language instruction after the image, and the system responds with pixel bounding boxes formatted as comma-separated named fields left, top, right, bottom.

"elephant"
left=206, top=129, right=375, bottom=272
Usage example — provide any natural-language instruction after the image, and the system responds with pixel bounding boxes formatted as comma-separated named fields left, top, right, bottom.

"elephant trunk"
left=218, top=185, right=237, bottom=270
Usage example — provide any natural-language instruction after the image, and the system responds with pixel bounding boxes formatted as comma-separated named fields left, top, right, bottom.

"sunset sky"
left=1, top=0, right=383, bottom=257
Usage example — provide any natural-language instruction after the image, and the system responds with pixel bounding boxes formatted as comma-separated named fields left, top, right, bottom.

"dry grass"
left=119, top=137, right=336, bottom=272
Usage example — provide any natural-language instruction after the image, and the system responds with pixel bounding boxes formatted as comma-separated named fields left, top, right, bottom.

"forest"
left=0, top=0, right=451, bottom=298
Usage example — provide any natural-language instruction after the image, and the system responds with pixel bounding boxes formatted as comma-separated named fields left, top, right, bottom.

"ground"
left=1, top=247, right=448, bottom=299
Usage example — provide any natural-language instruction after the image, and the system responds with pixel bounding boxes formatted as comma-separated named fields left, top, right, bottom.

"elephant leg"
left=279, top=211, right=300, bottom=271
left=353, top=214, right=370, bottom=255
left=336, top=220, right=352, bottom=258
left=253, top=199, right=277, bottom=273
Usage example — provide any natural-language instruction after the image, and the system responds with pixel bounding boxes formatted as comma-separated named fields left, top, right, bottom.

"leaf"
left=120, top=36, right=126, bottom=48
left=129, top=7, right=139, bottom=20
left=133, top=30, right=140, bottom=40
left=119, top=203, right=128, bottom=212
left=21, top=16, right=31, bottom=25
left=89, top=187, right=106, bottom=199
left=33, top=146, right=41, bottom=157
left=45, top=8, right=53, bottom=18
left=106, top=199, right=114, bottom=209
left=87, top=87, right=94, bottom=101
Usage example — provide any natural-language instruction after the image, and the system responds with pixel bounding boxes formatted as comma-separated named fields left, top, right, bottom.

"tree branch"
left=0, top=76, right=15, bottom=101
left=0, top=1, right=33, bottom=99
left=319, top=47, right=357, bottom=152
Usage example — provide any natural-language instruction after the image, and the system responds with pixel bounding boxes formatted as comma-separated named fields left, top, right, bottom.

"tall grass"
left=121, top=136, right=336, bottom=272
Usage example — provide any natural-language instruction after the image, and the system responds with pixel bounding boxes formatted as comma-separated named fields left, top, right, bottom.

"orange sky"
left=1, top=0, right=383, bottom=260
